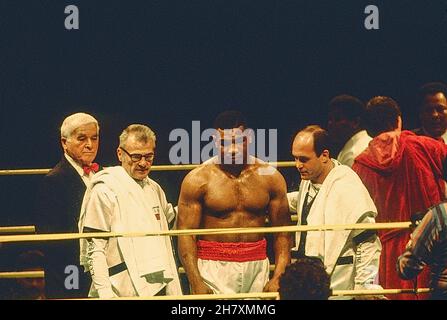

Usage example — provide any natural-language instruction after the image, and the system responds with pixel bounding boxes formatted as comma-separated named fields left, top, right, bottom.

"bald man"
left=287, top=125, right=382, bottom=297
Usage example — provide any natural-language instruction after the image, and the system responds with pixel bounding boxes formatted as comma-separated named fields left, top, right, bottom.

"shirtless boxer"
left=177, top=111, right=292, bottom=294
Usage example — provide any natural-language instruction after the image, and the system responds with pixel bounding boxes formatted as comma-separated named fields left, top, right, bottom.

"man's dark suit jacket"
left=35, top=156, right=92, bottom=299
left=412, top=127, right=445, bottom=141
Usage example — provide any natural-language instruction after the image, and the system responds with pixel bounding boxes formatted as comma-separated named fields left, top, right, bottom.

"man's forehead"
left=328, top=107, right=344, bottom=118
left=294, top=132, right=314, bottom=145
left=217, top=126, right=246, bottom=137
left=125, top=137, right=155, bottom=151
left=424, top=92, right=447, bottom=107
left=72, top=123, right=98, bottom=135
left=293, top=132, right=315, bottom=153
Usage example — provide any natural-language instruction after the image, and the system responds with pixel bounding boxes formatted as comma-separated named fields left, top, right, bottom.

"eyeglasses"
left=120, top=147, right=155, bottom=163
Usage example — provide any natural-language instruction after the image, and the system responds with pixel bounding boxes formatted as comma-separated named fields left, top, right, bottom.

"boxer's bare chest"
left=202, top=167, right=271, bottom=217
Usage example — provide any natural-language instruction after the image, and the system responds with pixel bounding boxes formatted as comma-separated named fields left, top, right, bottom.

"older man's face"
left=420, top=92, right=447, bottom=138
left=61, top=123, right=99, bottom=166
left=117, top=135, right=155, bottom=181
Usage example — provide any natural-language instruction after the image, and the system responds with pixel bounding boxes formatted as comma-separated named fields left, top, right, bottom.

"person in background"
left=279, top=256, right=331, bottom=300
left=353, top=96, right=447, bottom=299
left=413, top=82, right=447, bottom=143
left=327, top=94, right=372, bottom=167
left=397, top=201, right=447, bottom=300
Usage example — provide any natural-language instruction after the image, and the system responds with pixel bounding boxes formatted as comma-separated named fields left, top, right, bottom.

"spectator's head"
left=364, top=96, right=402, bottom=137
left=60, top=112, right=100, bottom=166
left=328, top=94, right=366, bottom=144
left=117, top=124, right=156, bottom=181
left=292, top=125, right=332, bottom=184
left=417, top=82, right=447, bottom=138
left=279, top=256, right=331, bottom=300
left=15, top=250, right=46, bottom=300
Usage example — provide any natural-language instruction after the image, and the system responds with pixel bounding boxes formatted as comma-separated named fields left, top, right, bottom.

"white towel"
left=79, top=166, right=173, bottom=280
left=294, top=160, right=377, bottom=275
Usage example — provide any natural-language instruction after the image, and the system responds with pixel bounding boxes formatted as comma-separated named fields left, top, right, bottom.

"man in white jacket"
left=288, top=125, right=382, bottom=297
left=79, top=124, right=182, bottom=298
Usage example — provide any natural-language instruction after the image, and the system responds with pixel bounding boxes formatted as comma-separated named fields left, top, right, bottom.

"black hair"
left=328, top=94, right=366, bottom=122
left=364, top=96, right=402, bottom=137
left=279, top=256, right=331, bottom=300
left=417, top=82, right=447, bottom=108
left=213, top=110, right=247, bottom=130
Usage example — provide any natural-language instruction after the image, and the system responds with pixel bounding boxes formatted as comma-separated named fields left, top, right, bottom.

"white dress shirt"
left=64, top=153, right=94, bottom=186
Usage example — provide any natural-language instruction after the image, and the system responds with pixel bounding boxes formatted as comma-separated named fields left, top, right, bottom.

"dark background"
left=1, top=0, right=447, bottom=227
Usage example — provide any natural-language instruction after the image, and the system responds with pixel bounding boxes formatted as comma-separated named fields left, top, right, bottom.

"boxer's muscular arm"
left=177, top=171, right=213, bottom=294
left=264, top=170, right=292, bottom=292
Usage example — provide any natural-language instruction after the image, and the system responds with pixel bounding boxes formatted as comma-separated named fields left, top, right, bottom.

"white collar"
left=346, top=130, right=369, bottom=145
left=64, top=153, right=85, bottom=177
left=134, top=177, right=150, bottom=188
left=442, top=130, right=447, bottom=144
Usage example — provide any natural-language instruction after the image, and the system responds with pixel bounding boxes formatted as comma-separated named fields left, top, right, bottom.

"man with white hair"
left=36, top=112, right=100, bottom=298
left=78, top=124, right=182, bottom=298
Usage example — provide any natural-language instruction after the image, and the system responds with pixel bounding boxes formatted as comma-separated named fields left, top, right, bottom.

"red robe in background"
left=352, top=130, right=447, bottom=299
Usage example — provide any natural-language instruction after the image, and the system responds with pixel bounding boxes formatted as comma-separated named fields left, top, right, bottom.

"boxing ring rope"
left=69, top=288, right=431, bottom=300
left=0, top=271, right=44, bottom=279
left=0, top=267, right=429, bottom=298
left=0, top=222, right=411, bottom=244
left=0, top=226, right=35, bottom=234
left=0, top=162, right=297, bottom=176
left=0, top=268, right=430, bottom=298
left=2, top=267, right=429, bottom=298
left=0, top=267, right=264, bottom=279
left=333, top=288, right=430, bottom=297
left=71, top=292, right=280, bottom=300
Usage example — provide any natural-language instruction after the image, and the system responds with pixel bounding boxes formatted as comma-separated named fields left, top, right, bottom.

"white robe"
left=78, top=166, right=182, bottom=298
left=288, top=160, right=382, bottom=293
left=337, top=130, right=372, bottom=168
